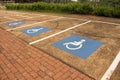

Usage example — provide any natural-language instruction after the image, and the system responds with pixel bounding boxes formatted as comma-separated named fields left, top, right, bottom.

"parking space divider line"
left=92, top=20, right=120, bottom=26
left=64, top=17, right=120, bottom=26
left=29, top=20, right=91, bottom=45
left=3, top=17, right=17, bottom=21
left=16, top=15, right=32, bottom=18
left=16, top=14, right=47, bottom=18
left=61, top=16, right=120, bottom=26
left=6, top=17, right=64, bottom=31
left=0, top=15, right=47, bottom=25
left=101, top=51, right=120, bottom=80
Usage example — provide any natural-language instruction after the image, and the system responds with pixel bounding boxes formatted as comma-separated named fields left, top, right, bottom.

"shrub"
left=5, top=2, right=120, bottom=18
left=93, top=6, right=120, bottom=18
left=80, top=3, right=93, bottom=14
left=93, top=6, right=113, bottom=17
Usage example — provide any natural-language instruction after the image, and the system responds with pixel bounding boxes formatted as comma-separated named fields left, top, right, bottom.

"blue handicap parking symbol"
left=21, top=26, right=51, bottom=37
left=5, top=21, right=26, bottom=27
left=52, top=35, right=103, bottom=59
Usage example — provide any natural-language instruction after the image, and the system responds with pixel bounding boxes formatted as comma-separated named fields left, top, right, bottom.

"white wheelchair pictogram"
left=8, top=22, right=19, bottom=26
left=63, top=39, right=85, bottom=50
left=8, top=22, right=23, bottom=26
left=27, top=28, right=43, bottom=33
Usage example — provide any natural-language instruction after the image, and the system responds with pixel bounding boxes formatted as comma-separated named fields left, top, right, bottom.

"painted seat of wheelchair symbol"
left=52, top=35, right=103, bottom=59
left=5, top=21, right=26, bottom=27
left=20, top=26, right=51, bottom=37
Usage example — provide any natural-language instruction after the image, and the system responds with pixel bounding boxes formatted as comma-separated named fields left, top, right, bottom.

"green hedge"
left=93, top=6, right=120, bottom=17
left=5, top=2, right=120, bottom=18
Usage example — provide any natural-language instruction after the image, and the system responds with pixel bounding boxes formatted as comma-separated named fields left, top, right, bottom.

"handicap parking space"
left=0, top=15, right=58, bottom=30
left=0, top=21, right=26, bottom=30
left=4, top=15, right=29, bottom=20
left=0, top=14, right=29, bottom=20
left=0, top=12, right=16, bottom=17
left=22, top=15, right=58, bottom=23
left=0, top=15, right=25, bottom=24
left=0, top=17, right=15, bottom=23
left=10, top=18, right=85, bottom=43
left=20, top=26, right=51, bottom=37
left=38, top=18, right=85, bottom=30
left=32, top=22, right=120, bottom=80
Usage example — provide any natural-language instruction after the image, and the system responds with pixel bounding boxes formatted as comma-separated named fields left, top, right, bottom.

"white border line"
left=29, top=20, right=91, bottom=45
left=101, top=51, right=120, bottom=80
left=16, top=15, right=46, bottom=19
left=93, top=20, right=120, bottom=26
left=64, top=17, right=120, bottom=26
left=59, top=17, right=120, bottom=26
left=16, top=15, right=31, bottom=18
left=6, top=17, right=64, bottom=31
left=62, top=17, right=88, bottom=21
left=0, top=10, right=58, bottom=18
left=0, top=15, right=46, bottom=25
left=1, top=11, right=28, bottom=15
left=3, top=17, right=17, bottom=21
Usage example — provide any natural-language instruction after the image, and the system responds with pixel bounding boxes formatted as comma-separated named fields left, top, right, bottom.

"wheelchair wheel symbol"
left=63, top=39, right=85, bottom=50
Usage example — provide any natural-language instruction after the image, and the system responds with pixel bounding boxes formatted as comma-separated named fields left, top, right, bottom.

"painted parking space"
left=52, top=35, right=103, bottom=59
left=0, top=15, right=58, bottom=30
left=10, top=18, right=85, bottom=43
left=0, top=17, right=16, bottom=23
left=5, top=21, right=26, bottom=27
left=32, top=22, right=120, bottom=80
left=0, top=13, right=29, bottom=19
left=4, top=15, right=29, bottom=20
left=21, top=26, right=51, bottom=37
left=23, top=15, right=57, bottom=23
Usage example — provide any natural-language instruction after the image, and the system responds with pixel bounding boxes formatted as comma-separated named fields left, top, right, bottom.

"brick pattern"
left=0, top=28, right=93, bottom=80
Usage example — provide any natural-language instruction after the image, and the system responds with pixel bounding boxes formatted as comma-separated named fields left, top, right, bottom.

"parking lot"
left=0, top=10, right=120, bottom=80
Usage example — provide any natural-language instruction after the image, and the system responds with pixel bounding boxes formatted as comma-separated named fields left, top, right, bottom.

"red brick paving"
left=0, top=28, right=93, bottom=80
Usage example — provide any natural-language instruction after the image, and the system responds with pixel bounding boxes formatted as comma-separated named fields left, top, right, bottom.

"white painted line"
left=65, top=17, right=120, bottom=25
left=1, top=11, right=50, bottom=17
left=101, top=51, right=120, bottom=80
left=60, top=17, right=120, bottom=25
left=29, top=20, right=91, bottom=45
left=7, top=17, right=64, bottom=31
left=16, top=15, right=30, bottom=18
left=64, top=17, right=88, bottom=21
left=16, top=15, right=46, bottom=19
left=93, top=20, right=120, bottom=26
left=3, top=17, right=17, bottom=21
left=23, top=15, right=47, bottom=19
left=3, top=11, right=27, bottom=15
left=0, top=19, right=20, bottom=25
left=0, top=15, right=46, bottom=25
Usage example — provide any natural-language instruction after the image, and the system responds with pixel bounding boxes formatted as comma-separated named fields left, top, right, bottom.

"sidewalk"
left=0, top=28, right=93, bottom=80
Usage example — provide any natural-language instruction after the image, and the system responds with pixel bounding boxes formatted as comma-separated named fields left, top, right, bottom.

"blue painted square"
left=52, top=35, right=103, bottom=59
left=5, top=21, right=26, bottom=27
left=21, top=26, right=51, bottom=37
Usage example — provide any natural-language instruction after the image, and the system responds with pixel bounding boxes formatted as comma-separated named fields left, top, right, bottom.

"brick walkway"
left=0, top=28, right=93, bottom=80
